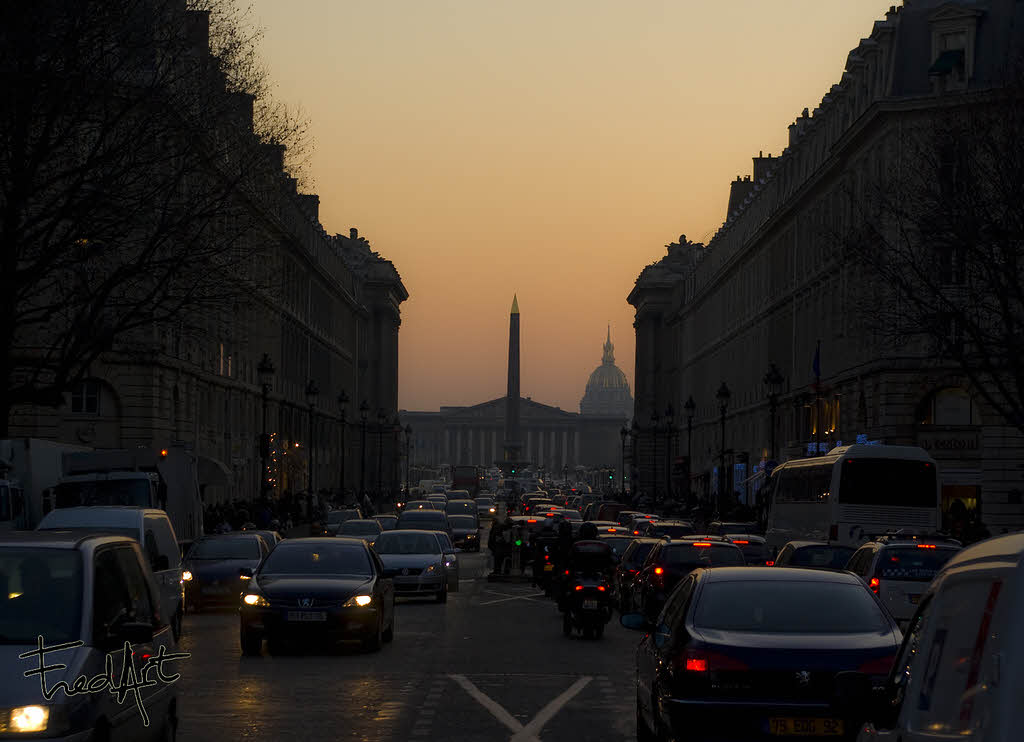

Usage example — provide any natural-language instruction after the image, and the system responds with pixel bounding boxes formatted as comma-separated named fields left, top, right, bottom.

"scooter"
left=562, top=572, right=612, bottom=639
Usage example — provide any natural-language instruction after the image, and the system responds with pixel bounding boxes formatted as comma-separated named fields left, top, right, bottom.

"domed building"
left=580, top=328, right=633, bottom=419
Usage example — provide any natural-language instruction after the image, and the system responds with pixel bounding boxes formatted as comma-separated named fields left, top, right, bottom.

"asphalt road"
left=174, top=533, right=638, bottom=742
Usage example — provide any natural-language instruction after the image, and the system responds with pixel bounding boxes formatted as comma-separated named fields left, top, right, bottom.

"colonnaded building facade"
left=401, top=331, right=633, bottom=476
left=629, top=0, right=1024, bottom=532
left=8, top=6, right=407, bottom=505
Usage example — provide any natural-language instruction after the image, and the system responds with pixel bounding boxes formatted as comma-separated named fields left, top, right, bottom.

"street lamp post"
left=359, top=400, right=369, bottom=499
left=376, top=410, right=385, bottom=504
left=257, top=354, right=274, bottom=499
left=716, top=382, right=731, bottom=518
left=684, top=396, right=696, bottom=508
left=762, top=363, right=784, bottom=461
left=404, top=425, right=412, bottom=499
left=305, top=379, right=319, bottom=517
left=664, top=405, right=675, bottom=503
left=337, top=390, right=349, bottom=503
left=649, top=409, right=660, bottom=503
left=620, top=426, right=628, bottom=498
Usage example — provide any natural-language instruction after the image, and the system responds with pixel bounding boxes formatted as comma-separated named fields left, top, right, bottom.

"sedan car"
left=623, top=567, right=901, bottom=741
left=373, top=529, right=451, bottom=602
left=724, top=533, right=773, bottom=566
left=375, top=514, right=399, bottom=531
left=630, top=538, right=745, bottom=621
left=338, top=519, right=383, bottom=547
left=183, top=533, right=269, bottom=611
left=613, top=537, right=661, bottom=612
left=475, top=496, right=497, bottom=519
left=448, top=514, right=480, bottom=552
left=639, top=520, right=695, bottom=540
left=239, top=537, right=395, bottom=653
left=395, top=508, right=452, bottom=536
left=241, top=528, right=285, bottom=547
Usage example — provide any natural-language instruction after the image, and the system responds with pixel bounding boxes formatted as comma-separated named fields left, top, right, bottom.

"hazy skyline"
left=249, top=0, right=889, bottom=412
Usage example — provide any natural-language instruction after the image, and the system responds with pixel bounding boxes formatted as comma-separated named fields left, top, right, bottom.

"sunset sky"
left=248, top=1, right=889, bottom=413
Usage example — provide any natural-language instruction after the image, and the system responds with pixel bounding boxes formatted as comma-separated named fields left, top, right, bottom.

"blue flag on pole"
left=812, top=340, right=821, bottom=380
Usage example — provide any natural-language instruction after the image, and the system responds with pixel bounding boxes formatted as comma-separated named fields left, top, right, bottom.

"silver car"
left=0, top=531, right=179, bottom=740
left=373, top=530, right=451, bottom=602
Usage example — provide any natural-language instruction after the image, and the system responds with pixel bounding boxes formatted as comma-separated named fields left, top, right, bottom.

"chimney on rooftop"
left=727, top=176, right=756, bottom=220
left=753, top=152, right=774, bottom=182
left=350, top=227, right=359, bottom=240
left=298, top=194, right=319, bottom=221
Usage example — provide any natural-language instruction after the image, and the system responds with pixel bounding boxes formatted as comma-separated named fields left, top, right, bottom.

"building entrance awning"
left=198, top=455, right=232, bottom=487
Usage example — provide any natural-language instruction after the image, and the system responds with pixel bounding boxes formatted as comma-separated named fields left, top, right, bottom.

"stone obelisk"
left=500, top=295, right=524, bottom=472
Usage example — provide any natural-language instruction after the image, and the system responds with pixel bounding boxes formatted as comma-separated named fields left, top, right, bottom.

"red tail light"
left=628, top=568, right=638, bottom=573
left=692, top=542, right=712, bottom=548
left=869, top=577, right=880, bottom=594
left=732, top=540, right=749, bottom=545
left=544, top=554, right=549, bottom=561
left=597, top=585, right=606, bottom=592
left=680, top=649, right=749, bottom=673
left=829, top=524, right=839, bottom=541
left=765, top=561, right=775, bottom=567
left=654, top=567, right=664, bottom=575
left=575, top=585, right=583, bottom=591
left=564, top=570, right=570, bottom=575
left=917, top=544, right=937, bottom=549
left=858, top=655, right=896, bottom=675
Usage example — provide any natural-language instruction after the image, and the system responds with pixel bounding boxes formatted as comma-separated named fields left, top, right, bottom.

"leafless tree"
left=0, top=0, right=311, bottom=436
left=837, top=69, right=1024, bottom=434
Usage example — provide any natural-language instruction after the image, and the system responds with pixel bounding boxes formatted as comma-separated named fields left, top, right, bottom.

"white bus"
left=764, top=444, right=941, bottom=554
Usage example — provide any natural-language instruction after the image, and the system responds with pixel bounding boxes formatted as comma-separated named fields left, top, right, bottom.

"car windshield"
left=0, top=548, right=83, bottom=644
left=875, top=547, right=959, bottom=581
left=623, top=541, right=657, bottom=566
left=558, top=510, right=582, bottom=521
left=600, top=536, right=633, bottom=554
left=189, top=538, right=260, bottom=560
left=475, top=497, right=494, bottom=505
left=663, top=544, right=745, bottom=567
left=791, top=545, right=856, bottom=568
left=376, top=518, right=397, bottom=531
left=260, top=543, right=372, bottom=576
left=339, top=521, right=381, bottom=536
left=446, top=502, right=474, bottom=513
left=694, top=580, right=889, bottom=633
left=448, top=515, right=477, bottom=528
left=54, top=479, right=152, bottom=508
left=374, top=533, right=442, bottom=555
left=399, top=511, right=443, bottom=523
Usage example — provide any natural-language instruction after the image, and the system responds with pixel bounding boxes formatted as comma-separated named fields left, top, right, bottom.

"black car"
left=613, top=537, right=661, bottom=612
left=239, top=537, right=395, bottom=654
left=623, top=567, right=901, bottom=741
left=325, top=508, right=363, bottom=535
left=630, top=538, right=745, bottom=621
left=183, top=533, right=269, bottom=611
left=640, top=520, right=695, bottom=539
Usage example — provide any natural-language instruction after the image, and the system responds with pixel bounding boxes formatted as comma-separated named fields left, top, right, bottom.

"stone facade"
left=8, top=12, right=407, bottom=505
left=629, top=0, right=1024, bottom=531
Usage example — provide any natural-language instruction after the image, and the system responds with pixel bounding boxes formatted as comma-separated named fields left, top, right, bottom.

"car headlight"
left=343, top=595, right=373, bottom=607
left=489, top=507, right=496, bottom=513
left=243, top=594, right=270, bottom=607
left=425, top=563, right=437, bottom=572
left=10, top=705, right=49, bottom=733
left=444, top=559, right=454, bottom=568
left=182, top=570, right=193, bottom=581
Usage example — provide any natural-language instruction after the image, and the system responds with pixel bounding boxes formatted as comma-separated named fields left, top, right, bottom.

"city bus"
left=764, top=444, right=941, bottom=554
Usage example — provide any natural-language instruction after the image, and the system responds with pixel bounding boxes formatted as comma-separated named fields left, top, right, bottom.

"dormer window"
left=928, top=5, right=982, bottom=93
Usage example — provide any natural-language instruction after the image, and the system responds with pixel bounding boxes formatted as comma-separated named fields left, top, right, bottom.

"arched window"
left=917, top=388, right=981, bottom=426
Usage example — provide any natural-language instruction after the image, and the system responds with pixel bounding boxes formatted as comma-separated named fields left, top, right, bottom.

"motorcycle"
left=562, top=571, right=612, bottom=639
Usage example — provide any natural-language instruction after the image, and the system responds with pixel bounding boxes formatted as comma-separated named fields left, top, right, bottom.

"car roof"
left=277, top=536, right=366, bottom=547
left=38, top=506, right=161, bottom=525
left=375, top=514, right=398, bottom=519
left=341, top=519, right=380, bottom=525
left=939, top=533, right=1024, bottom=570
left=0, top=530, right=136, bottom=549
left=724, top=534, right=766, bottom=542
left=701, top=566, right=862, bottom=584
left=379, top=529, right=444, bottom=536
left=785, top=540, right=843, bottom=548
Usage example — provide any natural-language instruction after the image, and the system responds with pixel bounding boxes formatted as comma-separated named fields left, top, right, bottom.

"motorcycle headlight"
left=343, top=595, right=373, bottom=607
left=243, top=593, right=270, bottom=607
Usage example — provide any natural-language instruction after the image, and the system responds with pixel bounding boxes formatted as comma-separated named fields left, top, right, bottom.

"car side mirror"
left=154, top=555, right=170, bottom=572
left=620, top=613, right=651, bottom=632
left=239, top=567, right=254, bottom=578
left=117, top=621, right=155, bottom=645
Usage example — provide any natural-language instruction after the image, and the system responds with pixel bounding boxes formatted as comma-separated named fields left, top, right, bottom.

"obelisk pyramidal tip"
left=511, top=294, right=519, bottom=315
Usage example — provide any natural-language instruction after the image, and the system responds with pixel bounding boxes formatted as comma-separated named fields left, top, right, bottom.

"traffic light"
left=511, top=468, right=516, bottom=474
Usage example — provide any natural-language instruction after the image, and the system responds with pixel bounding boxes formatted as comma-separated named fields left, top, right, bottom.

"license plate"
left=544, top=563, right=554, bottom=572
left=768, top=718, right=844, bottom=736
left=583, top=600, right=598, bottom=609
left=909, top=594, right=921, bottom=604
left=286, top=611, right=327, bottom=622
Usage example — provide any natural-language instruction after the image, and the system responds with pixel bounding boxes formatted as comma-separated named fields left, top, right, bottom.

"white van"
left=37, top=506, right=185, bottom=640
left=839, top=532, right=1024, bottom=741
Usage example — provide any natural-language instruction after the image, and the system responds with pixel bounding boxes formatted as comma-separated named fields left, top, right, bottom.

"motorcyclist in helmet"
left=577, top=521, right=599, bottom=541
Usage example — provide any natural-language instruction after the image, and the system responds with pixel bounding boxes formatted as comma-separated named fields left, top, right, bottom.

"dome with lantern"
left=580, top=327, right=633, bottom=419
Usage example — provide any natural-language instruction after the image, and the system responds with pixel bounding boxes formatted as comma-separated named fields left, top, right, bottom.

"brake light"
left=869, top=577, right=880, bottom=594
left=633, top=530, right=640, bottom=535
left=608, top=528, right=617, bottom=532
left=597, top=585, right=606, bottom=592
left=527, top=519, right=537, bottom=523
left=680, top=649, right=749, bottom=673
left=654, top=567, right=664, bottom=575
left=732, top=540, right=749, bottom=545
left=917, top=544, right=937, bottom=549
left=692, top=542, right=712, bottom=547
left=829, top=524, right=839, bottom=540
left=565, top=570, right=570, bottom=575
left=858, top=655, right=896, bottom=675
left=575, top=585, right=584, bottom=591
left=628, top=568, right=638, bottom=573
left=544, top=554, right=549, bottom=561
left=765, top=561, right=775, bottom=567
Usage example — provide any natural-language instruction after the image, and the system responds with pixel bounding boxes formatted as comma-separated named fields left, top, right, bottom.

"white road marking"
left=449, top=674, right=592, bottom=742
left=479, top=590, right=546, bottom=606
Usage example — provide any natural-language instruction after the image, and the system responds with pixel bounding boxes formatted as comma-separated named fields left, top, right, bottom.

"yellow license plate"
left=910, top=594, right=921, bottom=604
left=543, top=563, right=554, bottom=571
left=768, top=718, right=844, bottom=736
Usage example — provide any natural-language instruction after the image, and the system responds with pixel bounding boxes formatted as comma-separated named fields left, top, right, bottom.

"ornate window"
left=70, top=381, right=101, bottom=414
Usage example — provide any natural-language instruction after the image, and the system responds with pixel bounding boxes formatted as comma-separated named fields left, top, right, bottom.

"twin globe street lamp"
left=256, top=354, right=275, bottom=499
left=305, top=379, right=319, bottom=514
